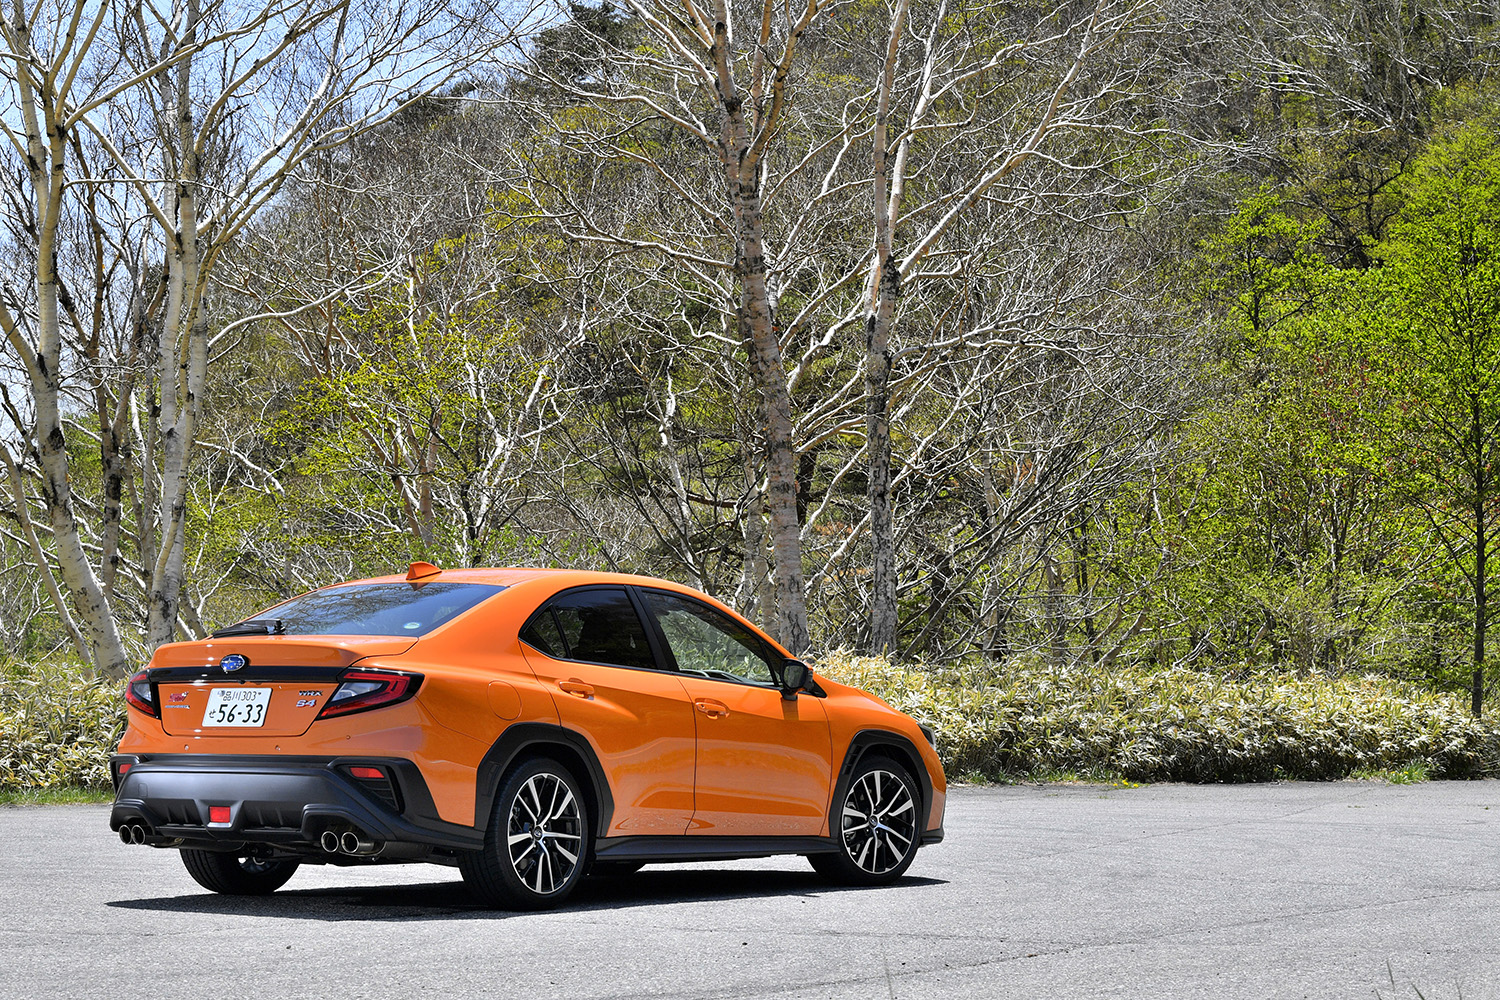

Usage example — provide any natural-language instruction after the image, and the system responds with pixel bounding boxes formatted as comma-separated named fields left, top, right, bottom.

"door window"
left=642, top=591, right=777, bottom=686
left=520, top=588, right=657, bottom=671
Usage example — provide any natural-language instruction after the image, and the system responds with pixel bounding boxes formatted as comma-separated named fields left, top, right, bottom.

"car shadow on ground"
left=106, top=867, right=948, bottom=922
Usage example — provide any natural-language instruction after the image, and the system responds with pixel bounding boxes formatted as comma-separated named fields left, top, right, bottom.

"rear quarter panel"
left=359, top=590, right=562, bottom=826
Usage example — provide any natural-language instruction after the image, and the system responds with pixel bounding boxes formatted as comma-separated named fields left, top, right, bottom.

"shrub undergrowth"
left=819, top=653, right=1500, bottom=782
left=2, top=655, right=1496, bottom=795
left=0, top=660, right=124, bottom=793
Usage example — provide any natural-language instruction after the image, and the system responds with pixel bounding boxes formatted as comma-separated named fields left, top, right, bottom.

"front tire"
left=180, top=849, right=299, bottom=895
left=461, top=757, right=591, bottom=910
left=809, top=755, right=921, bottom=886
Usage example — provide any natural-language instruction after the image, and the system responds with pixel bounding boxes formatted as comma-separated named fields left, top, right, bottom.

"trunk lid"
left=148, top=636, right=416, bottom=738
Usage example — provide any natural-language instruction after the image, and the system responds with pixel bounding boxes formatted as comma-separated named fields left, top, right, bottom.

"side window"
left=519, top=609, right=565, bottom=658
left=642, top=591, right=777, bottom=687
left=526, top=588, right=657, bottom=671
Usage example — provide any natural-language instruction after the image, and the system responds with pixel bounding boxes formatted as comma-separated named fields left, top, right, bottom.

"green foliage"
left=1193, top=189, right=1337, bottom=335
left=0, top=661, right=124, bottom=792
left=821, top=652, right=1499, bottom=782
left=1143, top=124, right=1500, bottom=686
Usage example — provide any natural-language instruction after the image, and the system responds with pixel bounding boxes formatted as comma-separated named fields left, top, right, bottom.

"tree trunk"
left=146, top=6, right=209, bottom=648
left=738, top=197, right=810, bottom=654
left=1, top=10, right=130, bottom=676
left=710, top=11, right=810, bottom=655
left=736, top=448, right=769, bottom=624
left=866, top=266, right=899, bottom=655
left=1474, top=398, right=1486, bottom=718
left=864, top=0, right=912, bottom=658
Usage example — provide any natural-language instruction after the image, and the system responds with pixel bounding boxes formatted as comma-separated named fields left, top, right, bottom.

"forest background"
left=5, top=0, right=1500, bottom=791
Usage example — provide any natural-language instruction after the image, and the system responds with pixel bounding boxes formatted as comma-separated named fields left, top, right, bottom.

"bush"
left=3, top=653, right=1495, bottom=793
left=0, top=660, right=125, bottom=792
left=818, top=652, right=1500, bottom=782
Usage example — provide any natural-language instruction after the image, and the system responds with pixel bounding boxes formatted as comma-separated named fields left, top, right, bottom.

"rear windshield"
left=247, top=582, right=505, bottom=637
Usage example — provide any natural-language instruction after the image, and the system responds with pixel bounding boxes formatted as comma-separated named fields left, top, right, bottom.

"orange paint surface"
left=119, top=569, right=946, bottom=841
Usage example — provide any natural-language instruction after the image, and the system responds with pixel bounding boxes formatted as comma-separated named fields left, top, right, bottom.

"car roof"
left=333, top=567, right=792, bottom=658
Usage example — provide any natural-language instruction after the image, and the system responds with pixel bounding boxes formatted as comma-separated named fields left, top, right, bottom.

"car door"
left=637, top=588, right=832, bottom=837
left=519, top=586, right=697, bottom=836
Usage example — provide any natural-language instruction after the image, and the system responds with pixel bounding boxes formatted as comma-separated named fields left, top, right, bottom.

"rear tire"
left=180, top=849, right=299, bottom=895
left=809, top=755, right=921, bottom=886
left=460, top=756, right=591, bottom=910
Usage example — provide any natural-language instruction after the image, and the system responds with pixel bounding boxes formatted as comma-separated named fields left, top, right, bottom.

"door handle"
left=558, top=679, right=595, bottom=699
left=694, top=699, right=729, bottom=719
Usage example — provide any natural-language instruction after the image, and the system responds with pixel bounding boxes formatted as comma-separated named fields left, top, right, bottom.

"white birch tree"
left=0, top=0, right=521, bottom=672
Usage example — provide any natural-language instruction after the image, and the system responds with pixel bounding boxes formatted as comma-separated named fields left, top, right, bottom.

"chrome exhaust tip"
left=340, top=830, right=376, bottom=855
left=119, top=827, right=133, bottom=845
left=130, top=824, right=146, bottom=845
left=320, top=830, right=341, bottom=854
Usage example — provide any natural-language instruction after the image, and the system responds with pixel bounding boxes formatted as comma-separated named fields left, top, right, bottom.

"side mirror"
left=780, top=658, right=825, bottom=699
left=781, top=659, right=808, bottom=694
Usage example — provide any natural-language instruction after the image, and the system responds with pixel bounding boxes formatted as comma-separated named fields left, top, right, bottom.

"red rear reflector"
left=349, top=766, right=383, bottom=780
left=209, top=806, right=231, bottom=824
left=117, top=763, right=132, bottom=776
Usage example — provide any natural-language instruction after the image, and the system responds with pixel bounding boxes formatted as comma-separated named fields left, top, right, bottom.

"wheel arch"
left=830, top=730, right=933, bottom=834
left=475, top=722, right=615, bottom=839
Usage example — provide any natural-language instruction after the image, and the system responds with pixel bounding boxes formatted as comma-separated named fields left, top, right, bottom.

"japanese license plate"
left=201, top=687, right=271, bottom=728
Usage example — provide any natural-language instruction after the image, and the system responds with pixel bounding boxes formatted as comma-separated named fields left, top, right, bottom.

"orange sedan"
left=110, top=565, right=946, bottom=908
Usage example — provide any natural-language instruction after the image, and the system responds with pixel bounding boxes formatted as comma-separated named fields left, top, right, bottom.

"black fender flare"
left=829, top=730, right=934, bottom=835
left=474, top=722, right=616, bottom=839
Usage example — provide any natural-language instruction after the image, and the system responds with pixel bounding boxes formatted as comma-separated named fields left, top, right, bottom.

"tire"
left=809, top=755, right=921, bottom=886
left=589, top=860, right=645, bottom=878
left=180, top=849, right=299, bottom=895
left=460, top=756, right=591, bottom=910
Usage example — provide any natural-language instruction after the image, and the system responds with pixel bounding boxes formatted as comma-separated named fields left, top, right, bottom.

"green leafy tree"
left=1356, top=125, right=1500, bottom=715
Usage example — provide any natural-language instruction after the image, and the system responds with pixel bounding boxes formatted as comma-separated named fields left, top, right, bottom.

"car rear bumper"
left=109, top=754, right=482, bottom=856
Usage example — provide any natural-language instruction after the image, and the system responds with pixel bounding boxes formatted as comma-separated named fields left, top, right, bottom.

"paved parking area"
left=3, top=782, right=1498, bottom=999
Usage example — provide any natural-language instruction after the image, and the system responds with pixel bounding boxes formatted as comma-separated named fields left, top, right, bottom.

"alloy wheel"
left=506, top=771, right=584, bottom=894
left=839, top=767, right=917, bottom=875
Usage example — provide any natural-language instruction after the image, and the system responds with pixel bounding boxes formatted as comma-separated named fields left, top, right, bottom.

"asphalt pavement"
left=3, top=782, right=1499, bottom=1000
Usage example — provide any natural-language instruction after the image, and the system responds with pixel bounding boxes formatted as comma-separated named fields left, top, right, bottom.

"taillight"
left=124, top=671, right=157, bottom=717
left=316, top=670, right=421, bottom=719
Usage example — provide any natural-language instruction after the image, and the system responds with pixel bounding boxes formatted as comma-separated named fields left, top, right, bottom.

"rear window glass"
left=246, top=582, right=504, bottom=637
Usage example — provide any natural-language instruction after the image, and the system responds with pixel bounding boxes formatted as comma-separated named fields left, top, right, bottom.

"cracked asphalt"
left=3, top=782, right=1498, bottom=1000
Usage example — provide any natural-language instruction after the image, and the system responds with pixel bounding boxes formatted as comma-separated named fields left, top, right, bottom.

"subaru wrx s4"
left=111, top=564, right=946, bottom=909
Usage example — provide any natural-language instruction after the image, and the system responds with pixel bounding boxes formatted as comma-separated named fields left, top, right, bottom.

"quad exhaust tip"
left=340, top=830, right=377, bottom=855
left=118, top=823, right=147, bottom=845
left=320, top=827, right=381, bottom=856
